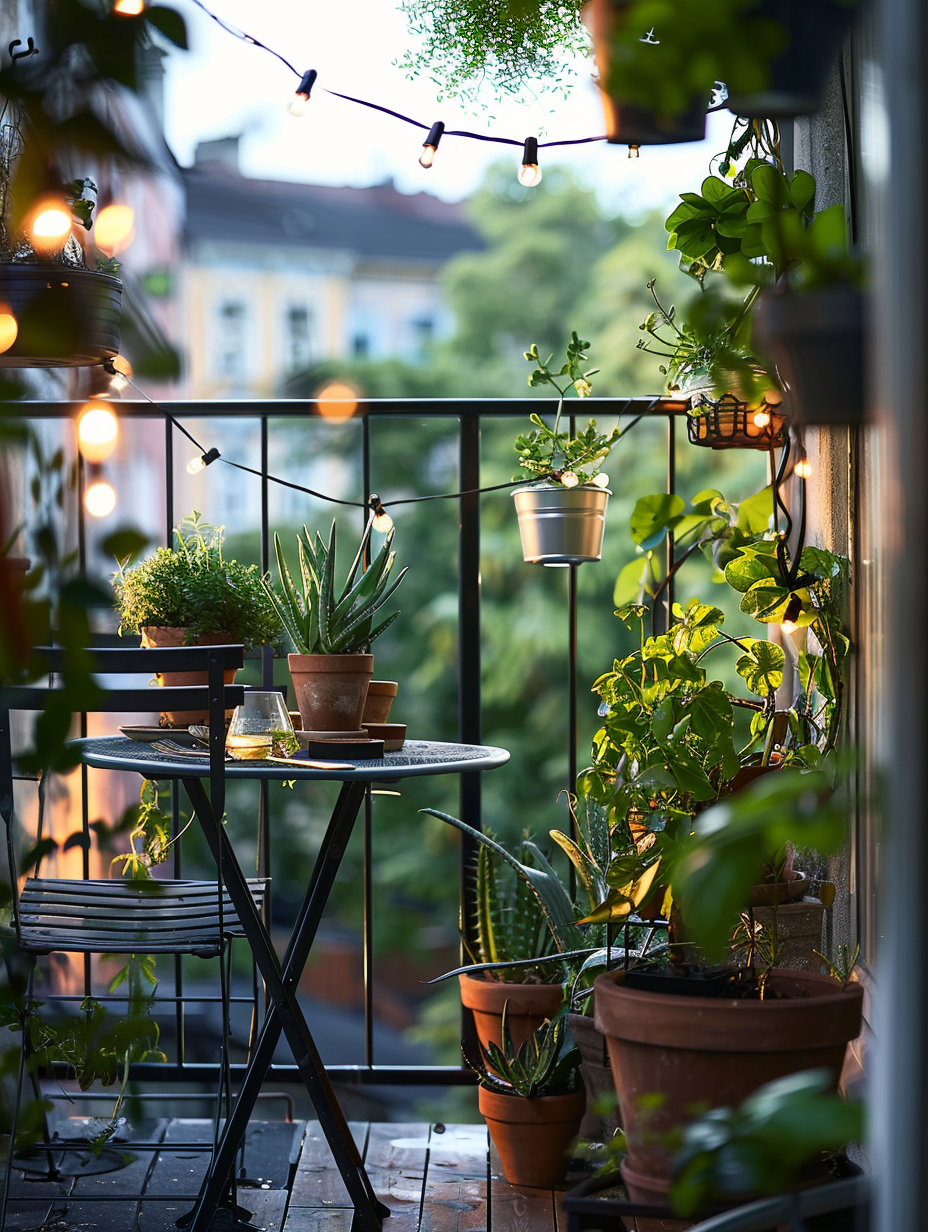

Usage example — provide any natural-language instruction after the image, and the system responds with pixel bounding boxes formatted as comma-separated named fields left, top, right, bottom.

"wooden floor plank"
left=288, top=1121, right=369, bottom=1211
left=283, top=1209, right=355, bottom=1231
left=489, top=1141, right=558, bottom=1232
left=364, top=1122, right=430, bottom=1227
left=240, top=1120, right=306, bottom=1189
left=138, top=1119, right=215, bottom=1232
left=420, top=1123, right=489, bottom=1232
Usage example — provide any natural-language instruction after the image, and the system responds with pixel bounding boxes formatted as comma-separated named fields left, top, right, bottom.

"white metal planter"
left=512, top=483, right=610, bottom=565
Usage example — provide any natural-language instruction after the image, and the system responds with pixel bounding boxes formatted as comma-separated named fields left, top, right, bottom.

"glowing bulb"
left=186, top=447, right=221, bottom=475
left=561, top=471, right=580, bottom=488
left=0, top=304, right=18, bottom=354
left=373, top=511, right=394, bottom=534
left=795, top=460, right=812, bottom=478
left=113, top=0, right=145, bottom=12
left=752, top=409, right=771, bottom=428
left=77, top=403, right=119, bottom=462
left=592, top=472, right=610, bottom=488
left=628, top=144, right=641, bottom=159
left=94, top=203, right=135, bottom=256
left=780, top=620, right=798, bottom=636
left=419, top=121, right=445, bottom=169
left=84, top=479, right=117, bottom=518
left=519, top=137, right=542, bottom=188
left=419, top=146, right=436, bottom=169
left=28, top=197, right=72, bottom=252
left=290, top=69, right=317, bottom=115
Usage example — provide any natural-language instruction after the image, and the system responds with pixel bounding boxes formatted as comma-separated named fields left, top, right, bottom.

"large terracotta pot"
left=361, top=680, right=398, bottom=724
left=141, top=627, right=240, bottom=727
left=479, top=1085, right=585, bottom=1187
left=594, top=968, right=864, bottom=1205
left=288, top=652, right=373, bottom=732
left=459, top=973, right=566, bottom=1058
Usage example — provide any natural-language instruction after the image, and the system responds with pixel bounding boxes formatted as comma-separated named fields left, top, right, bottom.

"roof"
left=182, top=162, right=482, bottom=264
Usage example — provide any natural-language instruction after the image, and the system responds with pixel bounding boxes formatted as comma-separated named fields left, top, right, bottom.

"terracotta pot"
left=568, top=1011, right=620, bottom=1142
left=0, top=265, right=121, bottom=367
left=141, top=627, right=239, bottom=727
left=288, top=652, right=373, bottom=732
left=750, top=872, right=813, bottom=908
left=479, top=1085, right=585, bottom=1187
left=459, top=973, right=566, bottom=1058
left=593, top=968, right=863, bottom=1205
left=362, top=680, right=398, bottom=724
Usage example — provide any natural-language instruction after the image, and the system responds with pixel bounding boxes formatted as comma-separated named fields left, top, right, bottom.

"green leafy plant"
left=112, top=512, right=281, bottom=649
left=514, top=332, right=630, bottom=485
left=670, top=1069, right=864, bottom=1217
left=469, top=1003, right=581, bottom=1098
left=397, top=0, right=588, bottom=105
left=268, top=518, right=407, bottom=655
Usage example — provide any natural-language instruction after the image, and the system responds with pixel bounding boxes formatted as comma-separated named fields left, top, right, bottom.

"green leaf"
left=736, top=638, right=785, bottom=697
left=103, top=528, right=149, bottom=563
left=724, top=553, right=781, bottom=594
left=735, top=487, right=774, bottom=533
left=630, top=493, right=685, bottom=550
left=613, top=554, right=659, bottom=606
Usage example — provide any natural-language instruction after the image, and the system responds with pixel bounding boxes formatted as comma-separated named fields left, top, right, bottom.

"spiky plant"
left=466, top=834, right=558, bottom=983
left=470, top=1004, right=581, bottom=1098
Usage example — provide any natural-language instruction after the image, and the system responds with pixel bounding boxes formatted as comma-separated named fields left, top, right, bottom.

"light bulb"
left=779, top=594, right=803, bottom=635
left=0, top=305, right=18, bottom=354
left=94, top=203, right=135, bottom=256
left=592, top=472, right=610, bottom=488
left=795, top=460, right=812, bottom=478
left=628, top=144, right=641, bottom=159
left=419, top=121, right=444, bottom=169
left=290, top=69, right=317, bottom=115
left=84, top=479, right=117, bottom=518
left=289, top=95, right=309, bottom=117
left=519, top=137, right=542, bottom=188
left=419, top=146, right=436, bottom=169
left=372, top=511, right=394, bottom=534
left=113, top=0, right=145, bottom=12
left=752, top=409, right=771, bottom=428
left=780, top=620, right=798, bottom=636
left=77, top=403, right=119, bottom=462
left=561, top=471, right=579, bottom=488
left=187, top=447, right=220, bottom=475
left=28, top=197, right=72, bottom=252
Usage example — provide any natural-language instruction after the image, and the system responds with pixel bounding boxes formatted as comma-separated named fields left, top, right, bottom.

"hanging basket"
left=584, top=0, right=707, bottom=146
left=687, top=391, right=788, bottom=450
left=512, top=483, right=610, bottom=565
left=725, top=0, right=859, bottom=119
left=0, top=264, right=122, bottom=367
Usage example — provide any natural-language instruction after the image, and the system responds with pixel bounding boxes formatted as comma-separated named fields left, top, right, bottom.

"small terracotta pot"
left=459, top=973, right=565, bottom=1059
left=479, top=1085, right=585, bottom=1187
left=288, top=652, right=374, bottom=732
left=593, top=968, right=864, bottom=1204
left=141, top=626, right=239, bottom=727
left=362, top=680, right=398, bottom=724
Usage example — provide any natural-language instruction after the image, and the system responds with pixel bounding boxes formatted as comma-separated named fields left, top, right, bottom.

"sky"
left=161, top=0, right=735, bottom=215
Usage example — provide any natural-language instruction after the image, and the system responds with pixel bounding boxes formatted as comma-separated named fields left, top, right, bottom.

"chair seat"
left=17, top=878, right=268, bottom=958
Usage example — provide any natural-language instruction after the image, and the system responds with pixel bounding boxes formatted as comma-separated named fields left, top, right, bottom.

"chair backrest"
left=0, top=644, right=245, bottom=908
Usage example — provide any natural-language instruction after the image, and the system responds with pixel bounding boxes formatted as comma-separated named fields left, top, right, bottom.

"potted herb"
left=513, top=332, right=631, bottom=565
left=470, top=1005, right=585, bottom=1188
left=112, top=512, right=281, bottom=725
left=267, top=517, right=406, bottom=733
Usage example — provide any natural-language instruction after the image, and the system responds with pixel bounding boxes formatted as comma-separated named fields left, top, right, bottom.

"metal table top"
left=72, top=736, right=510, bottom=782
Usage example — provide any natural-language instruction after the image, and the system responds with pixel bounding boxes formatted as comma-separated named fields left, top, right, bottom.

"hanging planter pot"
left=584, top=0, right=707, bottom=146
left=725, top=0, right=859, bottom=119
left=754, top=284, right=866, bottom=427
left=512, top=483, right=611, bottom=565
left=687, top=390, right=789, bottom=450
left=0, top=264, right=122, bottom=367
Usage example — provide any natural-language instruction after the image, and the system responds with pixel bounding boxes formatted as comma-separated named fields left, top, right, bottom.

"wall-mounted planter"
left=725, top=0, right=859, bottom=119
left=687, top=391, right=789, bottom=450
left=0, top=264, right=122, bottom=367
left=512, top=483, right=611, bottom=565
left=754, top=284, right=865, bottom=426
left=585, top=0, right=707, bottom=145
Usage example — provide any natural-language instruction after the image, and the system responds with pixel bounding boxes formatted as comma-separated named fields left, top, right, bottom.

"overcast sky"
left=161, top=0, right=733, bottom=214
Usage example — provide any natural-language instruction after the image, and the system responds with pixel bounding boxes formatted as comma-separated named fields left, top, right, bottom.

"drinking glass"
left=225, top=692, right=299, bottom=760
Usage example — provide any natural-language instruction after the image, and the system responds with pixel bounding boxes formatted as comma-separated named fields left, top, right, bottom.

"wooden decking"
left=1, top=1118, right=689, bottom=1232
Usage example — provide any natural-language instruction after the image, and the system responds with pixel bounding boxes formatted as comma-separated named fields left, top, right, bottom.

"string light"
left=289, top=69, right=317, bottom=116
left=187, top=447, right=221, bottom=475
left=779, top=593, right=803, bottom=636
left=369, top=493, right=394, bottom=534
left=77, top=403, right=119, bottom=463
left=103, top=355, right=133, bottom=393
left=84, top=477, right=117, bottom=518
left=27, top=195, right=72, bottom=253
left=518, top=138, right=543, bottom=188
left=93, top=203, right=135, bottom=256
left=419, top=121, right=445, bottom=168
left=752, top=409, right=771, bottom=428
left=0, top=303, right=17, bottom=354
left=628, top=144, right=640, bottom=159
left=560, top=471, right=579, bottom=488
left=795, top=459, right=812, bottom=479
left=592, top=472, right=610, bottom=488
left=113, top=0, right=145, bottom=12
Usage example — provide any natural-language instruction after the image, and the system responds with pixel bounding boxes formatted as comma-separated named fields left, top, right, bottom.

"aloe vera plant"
left=471, top=1004, right=581, bottom=1098
left=268, top=519, right=407, bottom=655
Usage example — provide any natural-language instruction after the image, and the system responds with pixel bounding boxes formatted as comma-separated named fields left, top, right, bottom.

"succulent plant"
left=469, top=1003, right=581, bottom=1099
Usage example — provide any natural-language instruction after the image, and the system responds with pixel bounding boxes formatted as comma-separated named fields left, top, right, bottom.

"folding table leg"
left=181, top=778, right=389, bottom=1232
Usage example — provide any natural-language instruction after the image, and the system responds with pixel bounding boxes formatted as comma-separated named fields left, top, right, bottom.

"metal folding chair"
left=0, top=643, right=265, bottom=1224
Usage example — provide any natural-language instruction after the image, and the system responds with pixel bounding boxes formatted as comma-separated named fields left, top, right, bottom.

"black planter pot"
left=754, top=284, right=866, bottom=427
left=0, top=264, right=122, bottom=367
left=726, top=0, right=860, bottom=119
